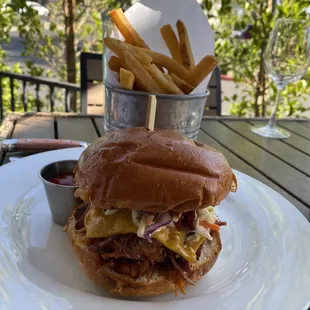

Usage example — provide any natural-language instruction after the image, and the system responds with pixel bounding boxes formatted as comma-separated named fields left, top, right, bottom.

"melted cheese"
left=153, top=227, right=198, bottom=263
left=84, top=207, right=206, bottom=262
left=189, top=236, right=207, bottom=253
left=85, top=207, right=137, bottom=237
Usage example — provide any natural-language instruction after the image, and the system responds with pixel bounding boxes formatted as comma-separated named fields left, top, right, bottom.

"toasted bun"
left=74, top=128, right=237, bottom=213
left=66, top=208, right=222, bottom=297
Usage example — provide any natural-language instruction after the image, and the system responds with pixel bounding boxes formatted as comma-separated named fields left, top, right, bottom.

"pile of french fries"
left=105, top=8, right=218, bottom=95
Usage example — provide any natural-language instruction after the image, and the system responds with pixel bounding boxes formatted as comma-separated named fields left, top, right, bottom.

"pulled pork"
left=75, top=207, right=208, bottom=287
left=89, top=234, right=167, bottom=263
left=87, top=233, right=198, bottom=285
left=111, top=259, right=154, bottom=279
left=74, top=203, right=89, bottom=230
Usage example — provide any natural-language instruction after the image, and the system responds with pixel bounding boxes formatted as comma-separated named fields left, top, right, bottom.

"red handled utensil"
left=0, top=139, right=89, bottom=163
left=0, top=138, right=88, bottom=154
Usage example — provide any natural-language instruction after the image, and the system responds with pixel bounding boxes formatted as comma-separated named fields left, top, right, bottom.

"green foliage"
left=0, top=0, right=132, bottom=116
left=22, top=0, right=131, bottom=81
left=201, top=0, right=310, bottom=117
left=20, top=0, right=133, bottom=111
left=0, top=0, right=44, bottom=115
left=1, top=0, right=309, bottom=117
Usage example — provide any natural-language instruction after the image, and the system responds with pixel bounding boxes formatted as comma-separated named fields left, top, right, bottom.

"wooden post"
left=145, top=95, right=157, bottom=131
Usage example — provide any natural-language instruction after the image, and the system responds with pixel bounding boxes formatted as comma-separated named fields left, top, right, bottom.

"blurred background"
left=0, top=0, right=309, bottom=117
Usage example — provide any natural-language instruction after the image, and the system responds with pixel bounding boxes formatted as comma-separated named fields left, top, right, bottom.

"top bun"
left=74, top=128, right=237, bottom=213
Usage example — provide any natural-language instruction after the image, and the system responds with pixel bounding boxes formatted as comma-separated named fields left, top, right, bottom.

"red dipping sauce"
left=49, top=174, right=75, bottom=186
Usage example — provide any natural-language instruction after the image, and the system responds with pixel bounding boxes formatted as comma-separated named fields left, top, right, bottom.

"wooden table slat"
left=12, top=115, right=54, bottom=139
left=200, top=120, right=310, bottom=208
left=1, top=115, right=54, bottom=165
left=222, top=120, right=310, bottom=176
left=301, top=122, right=310, bottom=129
left=250, top=120, right=310, bottom=156
left=198, top=131, right=310, bottom=220
left=279, top=121, right=310, bottom=140
left=56, top=117, right=98, bottom=143
left=93, top=117, right=105, bottom=136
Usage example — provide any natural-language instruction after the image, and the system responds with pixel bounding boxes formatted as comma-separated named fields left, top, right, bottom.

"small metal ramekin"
left=39, top=160, right=82, bottom=226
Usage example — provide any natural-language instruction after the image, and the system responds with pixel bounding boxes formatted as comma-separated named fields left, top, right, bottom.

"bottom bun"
left=66, top=209, right=222, bottom=297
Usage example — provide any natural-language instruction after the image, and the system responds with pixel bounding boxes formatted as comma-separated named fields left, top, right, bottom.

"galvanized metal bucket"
left=103, top=82, right=210, bottom=140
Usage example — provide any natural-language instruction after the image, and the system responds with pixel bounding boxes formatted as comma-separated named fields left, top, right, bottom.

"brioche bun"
left=74, top=128, right=236, bottom=213
left=66, top=208, right=222, bottom=296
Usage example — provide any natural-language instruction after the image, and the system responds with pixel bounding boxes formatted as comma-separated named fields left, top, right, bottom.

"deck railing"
left=0, top=71, right=81, bottom=120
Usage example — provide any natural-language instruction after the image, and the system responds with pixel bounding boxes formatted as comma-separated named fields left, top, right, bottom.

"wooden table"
left=1, top=112, right=310, bottom=221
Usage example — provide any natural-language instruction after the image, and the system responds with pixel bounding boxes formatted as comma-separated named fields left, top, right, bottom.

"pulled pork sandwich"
left=66, top=128, right=237, bottom=296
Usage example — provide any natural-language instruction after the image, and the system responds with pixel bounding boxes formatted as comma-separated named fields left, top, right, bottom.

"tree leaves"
left=1, top=0, right=309, bottom=116
left=201, top=0, right=310, bottom=117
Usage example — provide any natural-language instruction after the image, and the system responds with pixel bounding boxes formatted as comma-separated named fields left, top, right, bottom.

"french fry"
left=119, top=50, right=164, bottom=93
left=109, top=10, right=164, bottom=72
left=144, top=64, right=184, bottom=95
left=108, top=8, right=149, bottom=49
left=176, top=20, right=195, bottom=70
left=184, top=55, right=218, bottom=88
left=104, top=37, right=131, bottom=54
left=160, top=24, right=182, bottom=64
left=108, top=56, right=122, bottom=72
left=170, top=73, right=194, bottom=94
left=124, top=38, right=132, bottom=44
left=104, top=38, right=186, bottom=77
left=134, top=46, right=164, bottom=72
left=104, top=38, right=152, bottom=66
left=135, top=46, right=189, bottom=78
left=131, top=48, right=152, bottom=66
left=120, top=67, right=135, bottom=90
left=163, top=73, right=173, bottom=81
left=104, top=17, right=219, bottom=94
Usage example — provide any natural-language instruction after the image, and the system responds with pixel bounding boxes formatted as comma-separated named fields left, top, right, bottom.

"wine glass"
left=251, top=18, right=310, bottom=139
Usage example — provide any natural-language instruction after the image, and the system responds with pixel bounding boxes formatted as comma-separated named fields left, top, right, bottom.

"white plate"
left=0, top=148, right=310, bottom=310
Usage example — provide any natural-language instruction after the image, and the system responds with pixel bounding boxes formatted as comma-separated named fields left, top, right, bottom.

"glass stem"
left=268, top=86, right=283, bottom=128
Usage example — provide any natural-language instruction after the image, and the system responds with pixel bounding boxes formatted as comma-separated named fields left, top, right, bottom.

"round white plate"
left=0, top=148, right=310, bottom=310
